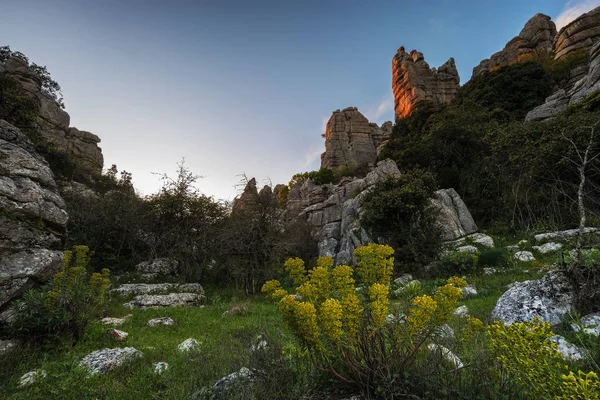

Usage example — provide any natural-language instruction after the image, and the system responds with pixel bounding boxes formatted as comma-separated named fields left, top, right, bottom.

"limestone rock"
left=147, top=317, right=175, bottom=327
left=432, top=188, right=478, bottom=241
left=111, top=283, right=205, bottom=297
left=534, top=227, right=598, bottom=242
left=0, top=338, right=20, bottom=355
left=191, top=367, right=255, bottom=399
left=491, top=271, right=575, bottom=325
left=514, top=251, right=535, bottom=262
left=554, top=6, right=600, bottom=60
left=572, top=312, right=600, bottom=336
left=393, top=47, right=459, bottom=119
left=79, top=347, right=143, bottom=375
left=483, top=267, right=498, bottom=275
left=106, top=328, right=129, bottom=342
left=550, top=335, right=587, bottom=361
left=124, top=293, right=204, bottom=309
left=525, top=90, right=570, bottom=121
left=456, top=245, right=479, bottom=254
left=1, top=55, right=103, bottom=177
left=462, top=285, right=478, bottom=299
left=427, top=344, right=463, bottom=368
left=320, top=107, right=392, bottom=171
left=18, top=369, right=46, bottom=387
left=153, top=361, right=169, bottom=374
left=533, top=242, right=563, bottom=254
left=473, top=14, right=556, bottom=76
left=101, top=316, right=131, bottom=326
left=135, top=258, right=179, bottom=280
left=178, top=338, right=200, bottom=352
left=454, top=305, right=469, bottom=317
left=0, top=120, right=67, bottom=322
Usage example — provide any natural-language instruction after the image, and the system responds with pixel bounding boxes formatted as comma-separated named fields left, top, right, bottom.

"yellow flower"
left=293, top=301, right=322, bottom=348
left=354, top=243, right=394, bottom=287
left=447, top=276, right=467, bottom=288
left=319, top=298, right=344, bottom=342
left=340, top=293, right=361, bottom=340
left=368, top=283, right=389, bottom=327
left=332, top=264, right=355, bottom=298
left=316, top=256, right=334, bottom=269
left=284, top=257, right=307, bottom=286
left=407, top=294, right=437, bottom=334
left=262, top=279, right=285, bottom=300
left=296, top=282, right=316, bottom=302
left=308, top=266, right=331, bottom=303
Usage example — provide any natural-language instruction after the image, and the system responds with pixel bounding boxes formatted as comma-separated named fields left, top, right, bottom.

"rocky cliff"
left=285, top=159, right=477, bottom=264
left=392, top=47, right=459, bottom=120
left=554, top=6, right=600, bottom=60
left=0, top=55, right=103, bottom=177
left=472, top=13, right=556, bottom=76
left=320, top=107, right=392, bottom=171
left=0, top=120, right=67, bottom=322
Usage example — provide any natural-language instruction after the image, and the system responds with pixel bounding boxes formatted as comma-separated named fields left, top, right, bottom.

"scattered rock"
left=18, top=369, right=46, bottom=387
left=135, top=258, right=179, bottom=280
left=393, top=274, right=413, bottom=286
left=0, top=339, right=20, bottom=355
left=572, top=312, right=600, bottom=336
left=456, top=245, right=479, bottom=254
left=79, top=347, right=143, bottom=375
left=147, top=317, right=175, bottom=327
left=393, top=47, right=459, bottom=120
left=106, top=328, right=129, bottom=342
left=507, top=245, right=520, bottom=252
left=534, top=227, right=598, bottom=242
left=533, top=242, right=563, bottom=254
left=427, top=344, right=463, bottom=368
left=196, top=367, right=255, bottom=399
left=178, top=338, right=200, bottom=352
left=454, top=305, right=469, bottom=317
left=550, top=335, right=587, bottom=361
left=491, top=271, right=575, bottom=325
left=514, top=251, right=535, bottom=262
left=124, top=293, right=205, bottom=309
left=483, top=267, right=498, bottom=275
left=436, top=324, right=455, bottom=339
left=101, top=315, right=132, bottom=326
left=462, top=285, right=478, bottom=298
left=153, top=361, right=169, bottom=374
left=250, top=338, right=268, bottom=352
left=112, top=283, right=205, bottom=297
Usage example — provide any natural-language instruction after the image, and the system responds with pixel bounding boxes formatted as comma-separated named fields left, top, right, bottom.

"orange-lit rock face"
left=554, top=6, right=600, bottom=60
left=321, top=107, right=392, bottom=171
left=392, top=47, right=459, bottom=120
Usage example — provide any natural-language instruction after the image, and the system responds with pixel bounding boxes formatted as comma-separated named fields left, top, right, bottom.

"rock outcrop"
left=286, top=159, right=477, bottom=264
left=0, top=55, right=103, bottom=177
left=473, top=14, right=556, bottom=76
left=0, top=120, right=67, bottom=322
left=392, top=47, right=459, bottom=120
left=554, top=6, right=600, bottom=60
left=320, top=107, right=392, bottom=171
left=526, top=40, right=600, bottom=121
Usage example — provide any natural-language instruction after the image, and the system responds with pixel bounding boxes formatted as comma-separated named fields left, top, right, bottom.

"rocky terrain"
left=0, top=55, right=103, bottom=177
left=392, top=47, right=459, bottom=120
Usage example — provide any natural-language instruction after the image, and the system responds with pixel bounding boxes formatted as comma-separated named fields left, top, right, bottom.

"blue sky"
left=2, top=0, right=599, bottom=200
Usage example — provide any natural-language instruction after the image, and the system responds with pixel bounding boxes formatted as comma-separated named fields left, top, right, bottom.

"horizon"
left=2, top=0, right=600, bottom=200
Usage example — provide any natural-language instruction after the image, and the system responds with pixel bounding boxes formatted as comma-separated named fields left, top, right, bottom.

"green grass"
left=0, top=295, right=305, bottom=400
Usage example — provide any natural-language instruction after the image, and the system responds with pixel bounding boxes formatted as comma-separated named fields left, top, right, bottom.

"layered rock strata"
left=392, top=47, right=459, bottom=120
left=554, top=6, right=600, bottom=60
left=472, top=13, right=556, bottom=76
left=0, top=55, right=103, bottom=177
left=320, top=107, right=392, bottom=171
left=0, top=120, right=67, bottom=321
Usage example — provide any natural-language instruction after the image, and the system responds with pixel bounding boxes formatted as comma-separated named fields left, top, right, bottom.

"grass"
left=0, top=294, right=306, bottom=400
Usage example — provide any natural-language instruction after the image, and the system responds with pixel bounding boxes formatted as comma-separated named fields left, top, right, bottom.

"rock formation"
left=526, top=39, right=600, bottom=121
left=392, top=47, right=460, bottom=120
left=554, top=6, right=600, bottom=60
left=0, top=55, right=103, bottom=177
left=0, top=120, right=67, bottom=322
left=472, top=14, right=556, bottom=76
left=285, top=159, right=478, bottom=264
left=320, top=107, right=392, bottom=171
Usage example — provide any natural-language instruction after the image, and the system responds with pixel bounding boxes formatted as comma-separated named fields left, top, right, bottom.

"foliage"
left=564, top=248, right=600, bottom=314
left=263, top=244, right=475, bottom=397
left=7, top=246, right=110, bottom=342
left=0, top=73, right=38, bottom=128
left=438, top=250, right=480, bottom=275
left=479, top=247, right=509, bottom=268
left=360, top=170, right=442, bottom=272
left=289, top=167, right=338, bottom=187
left=489, top=319, right=600, bottom=399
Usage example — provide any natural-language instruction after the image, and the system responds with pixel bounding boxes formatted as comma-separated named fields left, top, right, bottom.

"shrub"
left=360, top=170, right=442, bottom=273
left=262, top=244, right=471, bottom=398
left=563, top=248, right=600, bottom=313
left=7, top=246, right=110, bottom=342
left=438, top=250, right=480, bottom=275
left=478, top=248, right=509, bottom=268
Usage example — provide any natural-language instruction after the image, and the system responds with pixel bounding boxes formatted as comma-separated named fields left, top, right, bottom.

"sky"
left=1, top=0, right=600, bottom=200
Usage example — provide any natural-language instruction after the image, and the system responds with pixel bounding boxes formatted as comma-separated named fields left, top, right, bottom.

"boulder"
left=178, top=338, right=200, bottom=352
left=0, top=120, right=67, bottom=322
left=533, top=242, right=563, bottom=254
left=454, top=305, right=469, bottom=317
left=79, top=347, right=143, bottom=375
left=111, top=283, right=205, bottom=297
left=147, top=317, right=175, bottom=327
left=135, top=258, right=179, bottom=280
left=18, top=369, right=46, bottom=387
left=191, top=367, right=255, bottom=399
left=456, top=245, right=479, bottom=254
left=0, top=338, right=20, bottom=355
left=491, top=271, right=575, bottom=325
left=534, top=227, right=598, bottom=242
left=321, top=107, right=392, bottom=171
left=554, top=6, right=600, bottom=60
left=571, top=312, right=600, bottom=336
left=393, top=47, right=459, bottom=119
left=432, top=189, right=478, bottom=240
left=153, top=361, right=169, bottom=374
left=124, top=293, right=204, bottom=309
left=106, top=328, right=128, bottom=342
left=427, top=344, right=463, bottom=368
left=550, top=335, right=587, bottom=361
left=514, top=251, right=535, bottom=262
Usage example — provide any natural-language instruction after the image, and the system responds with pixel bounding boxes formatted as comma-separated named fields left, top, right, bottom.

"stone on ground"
left=111, top=283, right=204, bottom=297
left=124, top=293, right=204, bottom=309
left=147, top=317, right=175, bottom=327
left=153, top=361, right=169, bottom=374
left=178, top=338, right=200, bottom=352
left=101, top=315, right=132, bottom=326
left=550, top=335, right=587, bottom=361
left=427, top=344, right=463, bottom=368
left=18, top=369, right=46, bottom=387
left=514, top=251, right=535, bottom=262
left=571, top=312, right=600, bottom=336
left=0, top=339, right=20, bottom=355
left=79, top=347, right=143, bottom=375
left=533, top=242, right=563, bottom=254
left=454, top=305, right=469, bottom=317
left=106, top=328, right=128, bottom=342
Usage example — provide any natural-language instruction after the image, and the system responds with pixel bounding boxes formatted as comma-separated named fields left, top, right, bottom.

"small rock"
left=454, top=305, right=469, bottom=317
left=533, top=242, right=563, bottom=254
left=393, top=273, right=413, bottom=286
left=106, top=328, right=129, bottom=342
left=437, top=324, right=455, bottom=339
left=571, top=312, right=600, bottom=336
left=534, top=227, right=598, bottom=242
left=550, top=335, right=586, bottom=361
left=153, top=361, right=169, bottom=374
left=471, top=233, right=495, bottom=248
left=0, top=339, right=20, bottom=355
left=461, top=285, right=477, bottom=298
left=514, top=251, right=535, bottom=262
left=427, top=344, right=463, bottom=368
left=79, top=347, right=143, bottom=375
left=124, top=293, right=204, bottom=309
left=250, top=340, right=267, bottom=352
left=507, top=245, right=520, bottom=252
left=456, top=245, right=479, bottom=254
left=178, top=338, right=200, bottom=352
left=518, top=240, right=528, bottom=246
left=147, top=317, right=175, bottom=327
left=101, top=315, right=131, bottom=326
left=18, top=369, right=46, bottom=387
left=483, top=267, right=497, bottom=275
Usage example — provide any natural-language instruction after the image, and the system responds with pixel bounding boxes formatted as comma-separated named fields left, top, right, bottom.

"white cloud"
left=555, top=0, right=600, bottom=30
left=364, top=97, right=394, bottom=123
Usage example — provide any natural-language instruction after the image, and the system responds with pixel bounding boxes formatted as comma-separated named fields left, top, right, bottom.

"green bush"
left=479, top=248, right=509, bottom=268
left=438, top=250, right=480, bottom=275
left=7, top=246, right=110, bottom=342
left=360, top=169, right=442, bottom=273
